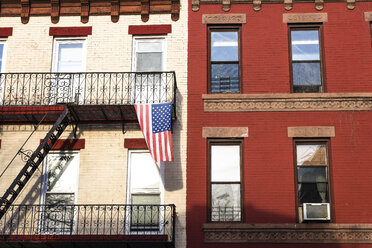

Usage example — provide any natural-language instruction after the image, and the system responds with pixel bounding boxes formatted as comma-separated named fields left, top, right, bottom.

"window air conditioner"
left=303, top=203, right=330, bottom=221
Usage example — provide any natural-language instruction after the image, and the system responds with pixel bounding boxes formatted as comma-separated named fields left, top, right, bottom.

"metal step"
left=0, top=108, right=70, bottom=219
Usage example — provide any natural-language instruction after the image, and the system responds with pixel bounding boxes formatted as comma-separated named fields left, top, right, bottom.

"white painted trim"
left=52, top=38, right=87, bottom=73
left=132, top=36, right=167, bottom=72
left=0, top=40, right=7, bottom=73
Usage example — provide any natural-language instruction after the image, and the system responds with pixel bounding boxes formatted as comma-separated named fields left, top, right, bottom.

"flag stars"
left=152, top=102, right=172, bottom=133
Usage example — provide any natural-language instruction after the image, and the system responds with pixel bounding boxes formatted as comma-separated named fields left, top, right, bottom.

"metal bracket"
left=118, top=106, right=126, bottom=134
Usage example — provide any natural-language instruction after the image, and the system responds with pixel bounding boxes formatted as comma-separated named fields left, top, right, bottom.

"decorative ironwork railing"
left=0, top=204, right=176, bottom=243
left=0, top=72, right=177, bottom=106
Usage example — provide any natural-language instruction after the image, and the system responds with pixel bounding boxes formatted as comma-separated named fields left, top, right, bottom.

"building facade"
left=0, top=1, right=187, bottom=247
left=187, top=0, right=372, bottom=247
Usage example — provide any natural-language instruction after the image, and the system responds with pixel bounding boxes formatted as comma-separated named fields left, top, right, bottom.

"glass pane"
left=136, top=52, right=162, bottom=71
left=130, top=152, right=161, bottom=190
left=291, top=30, right=320, bottom=61
left=46, top=155, right=78, bottom=193
left=131, top=194, right=160, bottom=228
left=298, top=182, right=328, bottom=203
left=42, top=194, right=75, bottom=234
left=292, top=62, right=321, bottom=86
left=297, top=167, right=327, bottom=183
left=0, top=43, right=3, bottom=70
left=58, top=43, right=83, bottom=72
left=211, top=145, right=240, bottom=182
left=211, top=63, right=239, bottom=93
left=211, top=184, right=241, bottom=221
left=211, top=32, right=238, bottom=61
left=137, top=40, right=163, bottom=52
left=296, top=144, right=327, bottom=166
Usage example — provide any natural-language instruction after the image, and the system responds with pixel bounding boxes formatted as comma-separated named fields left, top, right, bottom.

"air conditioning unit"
left=303, top=203, right=330, bottom=221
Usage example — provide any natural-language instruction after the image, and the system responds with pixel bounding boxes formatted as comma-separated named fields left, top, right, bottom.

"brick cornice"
left=0, top=0, right=180, bottom=23
left=203, top=93, right=372, bottom=112
left=203, top=223, right=372, bottom=243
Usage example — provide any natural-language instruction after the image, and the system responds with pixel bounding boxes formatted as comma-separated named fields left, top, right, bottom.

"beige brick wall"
left=0, top=2, right=187, bottom=247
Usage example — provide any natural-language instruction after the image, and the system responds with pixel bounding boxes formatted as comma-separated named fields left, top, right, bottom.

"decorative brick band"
left=202, top=14, right=246, bottom=24
left=124, top=138, right=147, bottom=149
left=288, top=126, right=335, bottom=137
left=203, top=223, right=372, bottom=243
left=0, top=28, right=13, bottom=37
left=128, top=25, right=172, bottom=35
left=283, top=13, right=328, bottom=23
left=40, top=139, right=85, bottom=150
left=202, top=127, right=248, bottom=138
left=203, top=93, right=372, bottom=112
left=49, top=27, right=92, bottom=36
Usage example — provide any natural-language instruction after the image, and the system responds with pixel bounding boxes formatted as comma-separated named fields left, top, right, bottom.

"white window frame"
left=132, top=36, right=167, bottom=72
left=126, top=150, right=165, bottom=234
left=52, top=38, right=87, bottom=73
left=0, top=40, right=7, bottom=105
left=39, top=152, right=80, bottom=234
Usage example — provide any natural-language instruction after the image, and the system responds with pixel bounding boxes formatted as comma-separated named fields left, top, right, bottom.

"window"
left=294, top=140, right=331, bottom=222
left=132, top=37, right=167, bottom=103
left=0, top=40, right=7, bottom=105
left=51, top=38, right=86, bottom=104
left=208, top=139, right=243, bottom=222
left=289, top=25, right=324, bottom=93
left=40, top=153, right=80, bottom=233
left=127, top=150, right=163, bottom=230
left=208, top=26, right=241, bottom=93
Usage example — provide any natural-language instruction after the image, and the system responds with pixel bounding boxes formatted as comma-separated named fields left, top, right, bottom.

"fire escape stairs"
left=0, top=107, right=71, bottom=219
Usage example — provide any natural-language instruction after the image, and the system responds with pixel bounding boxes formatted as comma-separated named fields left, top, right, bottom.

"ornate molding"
left=203, top=93, right=372, bottom=112
left=20, top=0, right=30, bottom=24
left=202, top=127, right=249, bottom=138
left=315, top=0, right=324, bottom=10
left=365, top=12, right=372, bottom=21
left=141, top=0, right=150, bottom=22
left=171, top=0, right=180, bottom=21
left=110, top=0, right=119, bottom=23
left=283, top=13, right=328, bottom=23
left=202, top=14, right=247, bottom=24
left=253, top=0, right=261, bottom=11
left=347, top=0, right=355, bottom=9
left=203, top=223, right=372, bottom=243
left=284, top=0, right=293, bottom=10
left=288, top=126, right=335, bottom=137
left=0, top=0, right=179, bottom=23
left=222, top=0, right=231, bottom=11
left=50, top=0, right=60, bottom=24
left=80, top=0, right=90, bottom=23
left=192, top=0, right=200, bottom=11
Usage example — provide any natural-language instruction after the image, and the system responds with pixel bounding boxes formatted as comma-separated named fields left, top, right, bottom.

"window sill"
left=202, top=93, right=372, bottom=112
left=202, top=223, right=372, bottom=243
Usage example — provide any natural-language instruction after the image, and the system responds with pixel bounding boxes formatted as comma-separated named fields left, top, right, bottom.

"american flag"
left=135, top=102, right=174, bottom=163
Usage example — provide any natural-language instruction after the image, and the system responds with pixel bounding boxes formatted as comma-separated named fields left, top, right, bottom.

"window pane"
left=131, top=195, right=160, bottom=227
left=130, top=152, right=161, bottom=190
left=297, top=167, right=327, bottom=183
left=136, top=52, right=162, bottom=71
left=0, top=43, right=3, bottom=70
left=211, top=63, right=239, bottom=93
left=291, top=30, right=320, bottom=61
left=46, top=155, right=78, bottom=193
left=292, top=62, right=321, bottom=86
left=296, top=144, right=327, bottom=166
left=298, top=182, right=328, bottom=203
left=211, top=32, right=238, bottom=61
left=58, top=43, right=83, bottom=72
left=211, top=145, right=240, bottom=182
left=211, top=184, right=241, bottom=221
left=137, top=40, right=163, bottom=52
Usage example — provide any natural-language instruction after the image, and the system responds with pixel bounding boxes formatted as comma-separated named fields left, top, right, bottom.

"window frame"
left=293, top=139, right=333, bottom=223
left=132, top=36, right=167, bottom=72
left=207, top=138, right=244, bottom=222
left=288, top=24, right=325, bottom=93
left=52, top=37, right=87, bottom=73
left=207, top=25, right=242, bottom=94
left=0, top=40, right=7, bottom=72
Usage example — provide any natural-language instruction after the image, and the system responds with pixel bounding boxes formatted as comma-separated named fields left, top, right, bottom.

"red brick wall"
left=187, top=2, right=372, bottom=248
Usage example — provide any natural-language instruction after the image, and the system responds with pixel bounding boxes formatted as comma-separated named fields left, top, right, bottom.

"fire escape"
left=0, top=72, right=177, bottom=248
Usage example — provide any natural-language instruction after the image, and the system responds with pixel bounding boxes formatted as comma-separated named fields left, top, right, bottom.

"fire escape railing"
left=0, top=204, right=176, bottom=244
left=0, top=72, right=177, bottom=107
